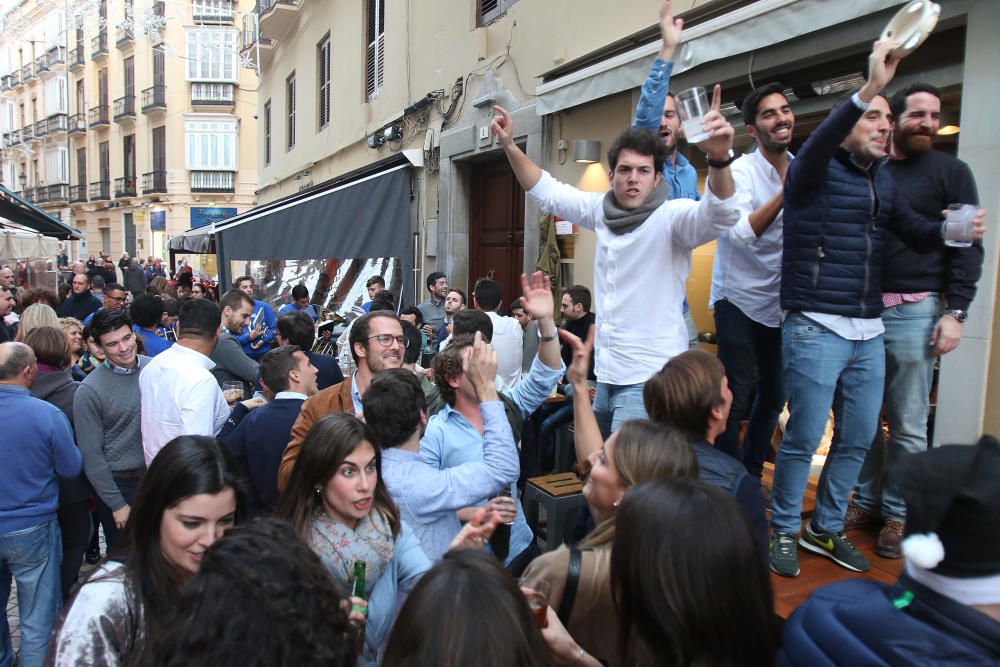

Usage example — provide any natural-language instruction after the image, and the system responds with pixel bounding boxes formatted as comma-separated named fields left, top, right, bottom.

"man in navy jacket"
left=222, top=345, right=318, bottom=515
left=768, top=40, right=984, bottom=578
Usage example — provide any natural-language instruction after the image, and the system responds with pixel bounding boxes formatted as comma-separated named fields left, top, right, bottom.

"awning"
left=0, top=184, right=82, bottom=240
left=168, top=223, right=217, bottom=254
left=535, top=0, right=908, bottom=115
left=0, top=228, right=61, bottom=261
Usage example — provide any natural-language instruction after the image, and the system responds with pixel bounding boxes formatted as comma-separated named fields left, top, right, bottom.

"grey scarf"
left=602, top=180, right=670, bottom=235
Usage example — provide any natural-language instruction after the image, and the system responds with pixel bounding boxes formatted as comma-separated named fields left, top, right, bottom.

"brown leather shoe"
left=875, top=520, right=905, bottom=559
left=844, top=501, right=879, bottom=531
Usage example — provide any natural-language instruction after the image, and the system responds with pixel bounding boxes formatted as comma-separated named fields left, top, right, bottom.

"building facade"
left=0, top=0, right=257, bottom=274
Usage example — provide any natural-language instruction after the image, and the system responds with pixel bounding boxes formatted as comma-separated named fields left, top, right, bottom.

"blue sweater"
left=0, top=384, right=82, bottom=533
left=233, top=300, right=277, bottom=358
left=782, top=98, right=945, bottom=317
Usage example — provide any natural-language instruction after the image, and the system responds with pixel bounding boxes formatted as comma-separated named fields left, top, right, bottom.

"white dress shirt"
left=710, top=148, right=789, bottom=327
left=139, top=342, right=230, bottom=464
left=486, top=311, right=523, bottom=389
left=528, top=170, right=740, bottom=385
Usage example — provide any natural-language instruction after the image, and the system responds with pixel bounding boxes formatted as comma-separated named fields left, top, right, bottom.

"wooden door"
left=469, top=157, right=525, bottom=311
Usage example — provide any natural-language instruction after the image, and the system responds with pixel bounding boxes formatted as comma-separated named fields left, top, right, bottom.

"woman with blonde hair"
left=525, top=326, right=699, bottom=666
left=59, top=316, right=85, bottom=366
left=15, top=303, right=60, bottom=341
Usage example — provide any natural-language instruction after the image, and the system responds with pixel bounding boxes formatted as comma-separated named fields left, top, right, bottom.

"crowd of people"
left=1, top=1, right=996, bottom=665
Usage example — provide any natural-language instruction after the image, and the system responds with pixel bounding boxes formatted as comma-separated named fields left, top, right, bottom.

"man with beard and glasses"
left=846, top=83, right=984, bottom=559
left=710, top=82, right=794, bottom=479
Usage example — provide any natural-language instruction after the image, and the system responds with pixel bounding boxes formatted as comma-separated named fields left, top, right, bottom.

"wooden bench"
left=523, top=472, right=586, bottom=552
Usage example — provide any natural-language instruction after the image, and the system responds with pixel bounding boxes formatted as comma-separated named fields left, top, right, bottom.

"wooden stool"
left=523, top=472, right=586, bottom=552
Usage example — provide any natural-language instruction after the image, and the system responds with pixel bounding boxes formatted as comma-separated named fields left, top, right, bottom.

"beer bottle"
left=351, top=560, right=367, bottom=600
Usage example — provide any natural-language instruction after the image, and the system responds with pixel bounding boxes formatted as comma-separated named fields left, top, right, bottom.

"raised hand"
left=860, top=39, right=901, bottom=100
left=491, top=105, right=515, bottom=148
left=463, top=331, right=499, bottom=402
left=693, top=84, right=735, bottom=161
left=449, top=506, right=500, bottom=550
left=519, top=271, right=554, bottom=321
left=659, top=0, right=684, bottom=59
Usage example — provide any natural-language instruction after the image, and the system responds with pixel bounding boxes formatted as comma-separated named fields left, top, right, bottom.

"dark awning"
left=0, top=184, right=83, bottom=240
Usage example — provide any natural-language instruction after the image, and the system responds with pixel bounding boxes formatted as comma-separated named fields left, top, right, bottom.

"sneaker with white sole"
left=799, top=522, right=871, bottom=572
left=769, top=531, right=800, bottom=577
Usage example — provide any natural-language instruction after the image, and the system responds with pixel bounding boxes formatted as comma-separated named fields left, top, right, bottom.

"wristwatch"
left=943, top=309, right=968, bottom=323
left=538, top=328, right=558, bottom=342
left=706, top=149, right=736, bottom=169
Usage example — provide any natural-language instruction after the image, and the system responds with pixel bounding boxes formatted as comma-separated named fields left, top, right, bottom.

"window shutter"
left=287, top=75, right=296, bottom=149
left=319, top=37, right=330, bottom=129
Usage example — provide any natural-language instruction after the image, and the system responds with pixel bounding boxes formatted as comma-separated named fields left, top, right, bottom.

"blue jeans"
left=713, top=299, right=786, bottom=478
left=1, top=520, right=62, bottom=667
left=594, top=382, right=649, bottom=439
left=770, top=314, right=885, bottom=534
left=853, top=296, right=938, bottom=522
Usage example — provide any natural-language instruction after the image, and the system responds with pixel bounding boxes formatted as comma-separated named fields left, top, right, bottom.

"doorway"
left=468, top=156, right=525, bottom=311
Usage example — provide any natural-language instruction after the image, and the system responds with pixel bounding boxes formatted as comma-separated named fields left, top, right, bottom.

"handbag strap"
left=557, top=547, right=582, bottom=625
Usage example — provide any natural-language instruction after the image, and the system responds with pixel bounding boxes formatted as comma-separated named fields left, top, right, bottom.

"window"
left=185, top=28, right=238, bottom=82
left=1, top=101, right=14, bottom=133
left=45, top=147, right=69, bottom=184
left=264, top=99, right=271, bottom=165
left=2, top=161, right=15, bottom=190
left=478, top=0, right=519, bottom=26
left=185, top=116, right=238, bottom=170
left=318, top=35, right=331, bottom=130
left=286, top=73, right=295, bottom=150
left=365, top=0, right=384, bottom=100
left=44, top=75, right=68, bottom=116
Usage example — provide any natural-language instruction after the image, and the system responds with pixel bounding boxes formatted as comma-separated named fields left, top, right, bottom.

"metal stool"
left=523, top=472, right=585, bottom=552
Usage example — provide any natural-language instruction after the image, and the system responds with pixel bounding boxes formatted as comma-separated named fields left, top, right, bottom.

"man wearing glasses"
left=81, top=283, right=129, bottom=326
left=277, top=311, right=407, bottom=489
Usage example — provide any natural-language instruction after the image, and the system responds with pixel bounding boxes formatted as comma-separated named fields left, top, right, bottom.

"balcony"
left=190, top=170, right=235, bottom=193
left=33, top=119, right=47, bottom=139
left=141, top=85, right=166, bottom=113
left=69, top=184, right=87, bottom=203
left=88, top=105, right=110, bottom=128
left=142, top=170, right=167, bottom=194
left=46, top=113, right=68, bottom=135
left=45, top=46, right=66, bottom=68
left=116, top=26, right=134, bottom=49
left=10, top=70, right=22, bottom=88
left=2, top=130, right=19, bottom=147
left=113, top=95, right=136, bottom=122
left=154, top=0, right=165, bottom=16
left=22, top=124, right=34, bottom=143
left=32, top=186, right=49, bottom=204
left=194, top=0, right=233, bottom=23
left=68, top=47, right=85, bottom=69
left=89, top=180, right=111, bottom=201
left=114, top=176, right=137, bottom=198
left=45, top=184, right=69, bottom=203
left=256, top=0, right=300, bottom=43
left=191, top=82, right=235, bottom=107
left=34, top=56, right=49, bottom=76
left=91, top=32, right=109, bottom=59
left=68, top=113, right=86, bottom=134
left=21, top=63, right=34, bottom=82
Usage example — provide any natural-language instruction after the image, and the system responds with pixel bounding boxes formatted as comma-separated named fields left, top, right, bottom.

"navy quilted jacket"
left=781, top=98, right=944, bottom=318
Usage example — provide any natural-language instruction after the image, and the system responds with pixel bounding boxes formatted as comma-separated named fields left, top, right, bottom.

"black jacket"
left=58, top=290, right=103, bottom=321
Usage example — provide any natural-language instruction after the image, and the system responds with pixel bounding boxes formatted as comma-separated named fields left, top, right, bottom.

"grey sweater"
left=210, top=329, right=259, bottom=398
left=72, top=356, right=150, bottom=510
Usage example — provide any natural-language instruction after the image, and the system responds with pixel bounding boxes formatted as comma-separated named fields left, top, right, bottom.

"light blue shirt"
left=381, top=400, right=518, bottom=561
left=420, top=354, right=564, bottom=564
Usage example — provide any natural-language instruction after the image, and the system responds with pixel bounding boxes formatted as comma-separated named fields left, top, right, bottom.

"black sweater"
left=883, top=150, right=982, bottom=311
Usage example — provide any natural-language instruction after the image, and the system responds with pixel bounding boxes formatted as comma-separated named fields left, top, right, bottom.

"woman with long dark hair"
left=46, top=436, right=249, bottom=665
left=611, top=480, right=775, bottom=667
left=383, top=549, right=551, bottom=667
left=152, top=518, right=355, bottom=667
left=275, top=413, right=493, bottom=665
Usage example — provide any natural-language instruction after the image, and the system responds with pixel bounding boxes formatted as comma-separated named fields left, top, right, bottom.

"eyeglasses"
left=106, top=294, right=127, bottom=304
left=367, top=334, right=408, bottom=348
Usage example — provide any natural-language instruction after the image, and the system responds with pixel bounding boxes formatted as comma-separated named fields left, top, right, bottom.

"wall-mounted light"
left=573, top=140, right=601, bottom=164
left=937, top=125, right=960, bottom=135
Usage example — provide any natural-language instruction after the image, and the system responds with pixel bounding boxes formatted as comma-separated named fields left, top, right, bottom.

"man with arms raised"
left=491, top=77, right=738, bottom=435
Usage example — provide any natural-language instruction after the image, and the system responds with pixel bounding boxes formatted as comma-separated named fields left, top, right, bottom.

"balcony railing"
left=34, top=56, right=49, bottom=76
left=91, top=32, right=109, bottom=59
left=2, top=130, right=19, bottom=147
left=141, top=85, right=166, bottom=113
left=46, top=184, right=69, bottom=203
left=9, top=70, right=21, bottom=87
left=29, top=186, right=47, bottom=203
left=154, top=0, right=165, bottom=17
left=22, top=124, right=34, bottom=142
left=68, top=113, right=86, bottom=134
left=89, top=180, right=111, bottom=201
left=116, top=26, right=134, bottom=48
left=190, top=170, right=235, bottom=193
left=21, top=63, right=34, bottom=82
left=45, top=113, right=69, bottom=135
left=0, top=74, right=11, bottom=90
left=68, top=47, right=85, bottom=68
left=191, top=82, right=235, bottom=106
left=113, top=95, right=136, bottom=122
left=88, top=104, right=110, bottom=128
left=114, top=176, right=137, bottom=197
left=34, top=119, right=47, bottom=138
left=194, top=0, right=234, bottom=22
left=46, top=46, right=66, bottom=67
left=142, top=170, right=167, bottom=194
left=69, top=184, right=87, bottom=203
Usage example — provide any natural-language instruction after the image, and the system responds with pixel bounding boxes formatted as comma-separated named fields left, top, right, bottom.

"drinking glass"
left=518, top=578, right=551, bottom=629
left=676, top=86, right=711, bottom=144
left=222, top=381, right=243, bottom=402
left=943, top=203, right=977, bottom=248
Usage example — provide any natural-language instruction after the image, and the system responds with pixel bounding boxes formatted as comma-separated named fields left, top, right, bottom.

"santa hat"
left=893, top=434, right=1000, bottom=578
